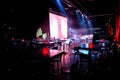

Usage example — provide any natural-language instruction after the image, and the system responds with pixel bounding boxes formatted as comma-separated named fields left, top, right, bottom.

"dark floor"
left=7, top=45, right=120, bottom=80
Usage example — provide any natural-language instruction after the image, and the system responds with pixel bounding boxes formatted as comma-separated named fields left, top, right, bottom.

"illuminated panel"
left=36, top=28, right=42, bottom=38
left=61, top=19, right=67, bottom=39
left=42, top=33, right=47, bottom=39
left=49, top=12, right=68, bottom=40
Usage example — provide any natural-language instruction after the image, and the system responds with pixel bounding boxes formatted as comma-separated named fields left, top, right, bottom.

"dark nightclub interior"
left=1, top=0, right=120, bottom=80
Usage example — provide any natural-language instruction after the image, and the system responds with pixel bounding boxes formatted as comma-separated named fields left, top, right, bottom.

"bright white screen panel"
left=49, top=12, right=68, bottom=40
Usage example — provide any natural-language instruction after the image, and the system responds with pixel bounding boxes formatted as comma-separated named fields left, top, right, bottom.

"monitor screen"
left=49, top=12, right=68, bottom=40
left=79, top=49, right=89, bottom=55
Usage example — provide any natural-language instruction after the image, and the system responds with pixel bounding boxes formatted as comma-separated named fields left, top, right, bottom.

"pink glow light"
left=49, top=12, right=68, bottom=40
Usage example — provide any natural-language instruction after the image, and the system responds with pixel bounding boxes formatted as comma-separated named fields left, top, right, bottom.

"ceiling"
left=73, top=0, right=116, bottom=27
left=50, top=0, right=116, bottom=28
left=74, top=0, right=115, bottom=14
left=50, top=0, right=116, bottom=15
left=0, top=0, right=117, bottom=38
left=74, top=0, right=116, bottom=27
left=0, top=0, right=116, bottom=28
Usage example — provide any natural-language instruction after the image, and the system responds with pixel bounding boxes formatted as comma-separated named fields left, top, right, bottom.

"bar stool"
left=61, top=67, right=71, bottom=80
left=49, top=53, right=63, bottom=75
left=73, top=47, right=80, bottom=62
left=60, top=52, right=72, bottom=80
left=78, top=53, right=92, bottom=76
left=61, top=52, right=78, bottom=80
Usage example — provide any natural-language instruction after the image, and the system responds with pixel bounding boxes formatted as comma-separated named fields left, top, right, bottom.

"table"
left=33, top=47, right=65, bottom=61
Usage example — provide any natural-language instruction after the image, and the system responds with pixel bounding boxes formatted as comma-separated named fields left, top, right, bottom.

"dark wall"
left=0, top=0, right=49, bottom=39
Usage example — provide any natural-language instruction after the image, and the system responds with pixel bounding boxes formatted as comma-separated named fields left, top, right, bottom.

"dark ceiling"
left=72, top=0, right=116, bottom=15
left=50, top=0, right=116, bottom=28
left=50, top=0, right=116, bottom=16
left=73, top=0, right=116, bottom=27
left=0, top=0, right=117, bottom=38
left=0, top=0, right=116, bottom=29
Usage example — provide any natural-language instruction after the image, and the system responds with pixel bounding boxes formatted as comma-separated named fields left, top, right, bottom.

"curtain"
left=115, top=0, right=120, bottom=42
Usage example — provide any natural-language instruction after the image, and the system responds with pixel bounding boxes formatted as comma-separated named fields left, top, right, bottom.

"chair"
left=73, top=47, right=80, bottom=62
left=78, top=52, right=92, bottom=76
left=61, top=67, right=71, bottom=80
left=49, top=53, right=63, bottom=75
left=61, top=53, right=71, bottom=80
left=60, top=52, right=77, bottom=80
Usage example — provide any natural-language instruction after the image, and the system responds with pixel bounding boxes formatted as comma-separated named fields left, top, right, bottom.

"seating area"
left=6, top=40, right=120, bottom=80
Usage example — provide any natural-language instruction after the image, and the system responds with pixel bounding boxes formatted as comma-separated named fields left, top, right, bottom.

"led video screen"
left=49, top=12, right=68, bottom=40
